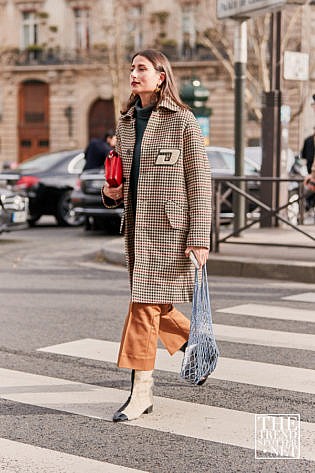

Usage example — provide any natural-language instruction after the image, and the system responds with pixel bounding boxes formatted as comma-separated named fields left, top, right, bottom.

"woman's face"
left=130, top=55, right=164, bottom=97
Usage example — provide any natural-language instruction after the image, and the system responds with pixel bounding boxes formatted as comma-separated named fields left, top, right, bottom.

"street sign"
left=217, top=0, right=285, bottom=19
left=283, top=51, right=309, bottom=81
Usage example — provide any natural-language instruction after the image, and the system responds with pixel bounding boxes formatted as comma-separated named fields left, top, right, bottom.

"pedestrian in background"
left=83, top=130, right=116, bottom=170
left=301, top=95, right=315, bottom=173
left=301, top=126, right=315, bottom=174
left=304, top=151, right=315, bottom=209
left=102, top=49, right=211, bottom=422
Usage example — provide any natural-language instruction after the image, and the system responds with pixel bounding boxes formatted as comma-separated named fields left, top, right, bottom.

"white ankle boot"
left=113, top=370, right=153, bottom=422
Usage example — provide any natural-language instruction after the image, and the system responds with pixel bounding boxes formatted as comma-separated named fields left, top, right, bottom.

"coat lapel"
left=120, top=109, right=136, bottom=179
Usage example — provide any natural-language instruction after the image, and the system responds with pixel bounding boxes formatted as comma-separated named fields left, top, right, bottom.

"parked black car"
left=0, top=149, right=85, bottom=226
left=0, top=188, right=29, bottom=233
left=71, top=168, right=123, bottom=233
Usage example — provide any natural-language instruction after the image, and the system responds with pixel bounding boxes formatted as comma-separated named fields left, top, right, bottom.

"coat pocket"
left=165, top=200, right=189, bottom=230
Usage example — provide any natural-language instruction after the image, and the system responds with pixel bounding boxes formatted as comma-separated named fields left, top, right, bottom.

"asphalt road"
left=0, top=219, right=314, bottom=473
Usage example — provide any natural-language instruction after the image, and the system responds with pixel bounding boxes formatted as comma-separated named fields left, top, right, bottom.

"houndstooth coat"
left=115, top=96, right=211, bottom=303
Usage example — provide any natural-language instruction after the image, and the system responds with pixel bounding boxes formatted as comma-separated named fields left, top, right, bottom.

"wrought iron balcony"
left=5, top=45, right=216, bottom=68
left=9, top=47, right=109, bottom=67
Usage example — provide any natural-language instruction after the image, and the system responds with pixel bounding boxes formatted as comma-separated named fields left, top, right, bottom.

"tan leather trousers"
left=117, top=302, right=190, bottom=370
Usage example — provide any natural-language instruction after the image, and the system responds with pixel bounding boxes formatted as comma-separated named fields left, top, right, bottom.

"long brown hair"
left=122, top=49, right=189, bottom=113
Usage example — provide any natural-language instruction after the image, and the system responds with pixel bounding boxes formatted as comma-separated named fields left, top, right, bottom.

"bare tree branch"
left=198, top=5, right=308, bottom=123
left=198, top=33, right=234, bottom=82
left=281, top=6, right=301, bottom=54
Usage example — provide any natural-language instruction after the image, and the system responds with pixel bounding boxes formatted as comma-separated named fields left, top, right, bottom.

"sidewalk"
left=100, top=225, right=315, bottom=283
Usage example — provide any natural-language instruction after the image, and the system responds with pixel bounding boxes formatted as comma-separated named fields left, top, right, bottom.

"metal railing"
left=211, top=176, right=315, bottom=252
left=6, top=47, right=216, bottom=67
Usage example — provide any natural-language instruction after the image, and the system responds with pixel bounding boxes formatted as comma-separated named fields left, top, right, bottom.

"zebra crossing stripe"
left=282, top=293, right=315, bottom=303
left=212, top=324, right=315, bottom=351
left=0, top=368, right=314, bottom=461
left=38, top=339, right=315, bottom=394
left=216, top=303, right=315, bottom=323
left=0, top=437, right=148, bottom=472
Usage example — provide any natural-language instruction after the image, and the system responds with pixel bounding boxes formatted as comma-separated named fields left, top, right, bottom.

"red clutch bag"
left=104, top=150, right=123, bottom=187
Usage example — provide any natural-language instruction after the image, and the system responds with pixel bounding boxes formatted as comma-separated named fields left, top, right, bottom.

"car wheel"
left=90, top=217, right=104, bottom=231
left=56, top=191, right=85, bottom=227
left=84, top=216, right=92, bottom=231
left=90, top=216, right=121, bottom=234
left=28, top=215, right=41, bottom=227
left=287, top=191, right=300, bottom=226
left=106, top=217, right=121, bottom=235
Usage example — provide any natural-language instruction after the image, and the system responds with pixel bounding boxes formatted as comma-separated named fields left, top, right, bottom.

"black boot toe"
left=197, top=375, right=209, bottom=386
left=112, top=411, right=128, bottom=422
left=180, top=342, right=188, bottom=353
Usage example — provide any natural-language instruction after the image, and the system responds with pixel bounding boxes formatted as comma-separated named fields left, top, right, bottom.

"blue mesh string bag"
left=180, top=265, right=219, bottom=385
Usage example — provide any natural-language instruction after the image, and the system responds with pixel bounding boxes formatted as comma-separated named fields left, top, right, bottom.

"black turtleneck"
left=130, top=100, right=154, bottom=216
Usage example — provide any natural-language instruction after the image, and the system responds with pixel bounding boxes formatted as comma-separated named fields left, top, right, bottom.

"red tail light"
left=15, top=176, right=40, bottom=189
left=74, top=177, right=82, bottom=192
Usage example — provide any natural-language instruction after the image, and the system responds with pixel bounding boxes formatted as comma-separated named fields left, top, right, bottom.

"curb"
left=100, top=244, right=315, bottom=284
left=206, top=256, right=315, bottom=284
left=101, top=246, right=126, bottom=267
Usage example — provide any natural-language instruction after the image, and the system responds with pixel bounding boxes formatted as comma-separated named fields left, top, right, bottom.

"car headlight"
left=88, top=180, right=104, bottom=190
left=13, top=195, right=24, bottom=210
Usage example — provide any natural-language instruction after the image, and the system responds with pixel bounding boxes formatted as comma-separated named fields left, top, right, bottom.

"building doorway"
left=18, top=80, right=49, bottom=162
left=88, top=99, right=115, bottom=140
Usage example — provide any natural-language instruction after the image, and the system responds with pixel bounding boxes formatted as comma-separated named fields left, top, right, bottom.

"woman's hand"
left=185, top=246, right=209, bottom=267
left=103, top=182, right=123, bottom=201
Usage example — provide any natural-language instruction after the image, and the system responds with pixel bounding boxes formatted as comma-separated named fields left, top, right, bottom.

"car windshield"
left=15, top=150, right=80, bottom=173
left=207, top=151, right=231, bottom=171
left=244, top=147, right=262, bottom=169
left=68, top=153, right=85, bottom=173
left=207, top=148, right=258, bottom=175
left=245, top=146, right=296, bottom=173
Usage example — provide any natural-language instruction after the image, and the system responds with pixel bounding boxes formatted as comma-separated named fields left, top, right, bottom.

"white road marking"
left=38, top=339, right=315, bottom=394
left=212, top=324, right=315, bottom=351
left=282, top=292, right=315, bottom=303
left=216, top=303, right=315, bottom=323
left=0, top=437, right=148, bottom=472
left=0, top=368, right=314, bottom=461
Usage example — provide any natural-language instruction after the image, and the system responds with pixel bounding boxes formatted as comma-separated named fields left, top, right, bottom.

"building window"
left=127, top=5, right=143, bottom=51
left=74, top=8, right=90, bottom=50
left=22, top=11, right=39, bottom=48
left=181, top=4, right=195, bottom=58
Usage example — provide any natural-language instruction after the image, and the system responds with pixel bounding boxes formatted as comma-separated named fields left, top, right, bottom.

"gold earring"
left=155, top=83, right=161, bottom=93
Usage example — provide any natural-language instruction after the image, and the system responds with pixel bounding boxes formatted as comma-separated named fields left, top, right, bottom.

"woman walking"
left=102, top=49, right=211, bottom=422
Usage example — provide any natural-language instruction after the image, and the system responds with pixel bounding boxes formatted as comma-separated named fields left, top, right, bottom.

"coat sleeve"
left=115, top=121, right=123, bottom=156
left=183, top=112, right=212, bottom=249
left=101, top=121, right=123, bottom=209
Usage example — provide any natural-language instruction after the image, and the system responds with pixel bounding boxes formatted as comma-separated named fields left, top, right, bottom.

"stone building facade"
left=0, top=0, right=314, bottom=165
